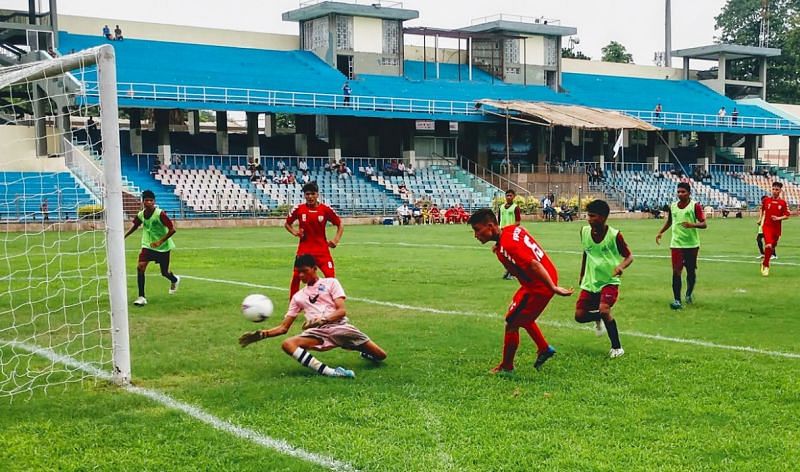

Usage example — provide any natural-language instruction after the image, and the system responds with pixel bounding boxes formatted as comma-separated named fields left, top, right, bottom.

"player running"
left=497, top=189, right=521, bottom=280
left=124, top=189, right=180, bottom=307
left=238, top=254, right=386, bottom=378
left=755, top=196, right=778, bottom=260
left=285, top=181, right=343, bottom=299
left=656, top=182, right=707, bottom=309
left=575, top=200, right=634, bottom=358
left=760, top=182, right=790, bottom=276
left=468, top=209, right=573, bottom=374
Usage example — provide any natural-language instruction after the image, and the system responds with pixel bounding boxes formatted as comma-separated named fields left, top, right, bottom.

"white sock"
left=292, top=347, right=336, bottom=376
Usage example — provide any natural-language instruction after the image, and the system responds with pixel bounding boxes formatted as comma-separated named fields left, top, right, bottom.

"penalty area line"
left=5, top=340, right=358, bottom=472
left=180, top=275, right=800, bottom=361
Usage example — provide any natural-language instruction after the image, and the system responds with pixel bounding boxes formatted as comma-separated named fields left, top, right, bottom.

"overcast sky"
left=5, top=0, right=730, bottom=65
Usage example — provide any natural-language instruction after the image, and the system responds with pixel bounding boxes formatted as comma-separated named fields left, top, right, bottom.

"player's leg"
left=515, top=294, right=555, bottom=370
left=134, top=249, right=150, bottom=306
left=316, top=254, right=336, bottom=278
left=598, top=285, right=622, bottom=356
left=157, top=251, right=179, bottom=293
left=493, top=324, right=520, bottom=373
left=356, top=340, right=387, bottom=362
left=670, top=249, right=684, bottom=309
left=762, top=234, right=777, bottom=274
left=281, top=335, right=354, bottom=378
left=756, top=232, right=764, bottom=256
left=574, top=290, right=604, bottom=336
left=683, top=248, right=698, bottom=303
left=289, top=266, right=301, bottom=299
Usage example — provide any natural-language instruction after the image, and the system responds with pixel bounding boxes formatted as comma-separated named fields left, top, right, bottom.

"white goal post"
left=0, top=45, right=130, bottom=396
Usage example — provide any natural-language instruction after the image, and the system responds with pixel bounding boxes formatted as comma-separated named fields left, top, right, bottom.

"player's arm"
left=238, top=315, right=297, bottom=347
left=528, top=260, right=573, bottom=297
left=284, top=207, right=303, bottom=238
left=302, top=297, right=346, bottom=329
left=656, top=212, right=672, bottom=244
left=613, top=232, right=634, bottom=277
left=579, top=252, right=586, bottom=285
left=774, top=203, right=791, bottom=221
left=514, top=206, right=521, bottom=226
left=123, top=216, right=141, bottom=239
left=151, top=212, right=176, bottom=248
left=327, top=208, right=344, bottom=248
left=682, top=203, right=707, bottom=229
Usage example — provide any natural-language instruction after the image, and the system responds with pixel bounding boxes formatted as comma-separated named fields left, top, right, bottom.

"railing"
left=129, top=153, right=414, bottom=173
left=457, top=156, right=528, bottom=197
left=63, top=137, right=104, bottom=202
left=299, top=0, right=403, bottom=7
left=471, top=13, right=561, bottom=25
left=622, top=109, right=800, bottom=131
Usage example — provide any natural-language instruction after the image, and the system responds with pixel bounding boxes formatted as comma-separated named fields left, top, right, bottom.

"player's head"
left=141, top=190, right=156, bottom=209
left=676, top=182, right=691, bottom=201
left=505, top=189, right=516, bottom=204
left=772, top=181, right=783, bottom=198
left=302, top=182, right=319, bottom=206
left=468, top=208, right=500, bottom=244
left=585, top=199, right=610, bottom=227
left=294, top=254, right=318, bottom=284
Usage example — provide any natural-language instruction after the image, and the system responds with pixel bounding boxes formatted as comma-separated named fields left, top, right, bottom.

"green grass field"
left=2, top=217, right=800, bottom=471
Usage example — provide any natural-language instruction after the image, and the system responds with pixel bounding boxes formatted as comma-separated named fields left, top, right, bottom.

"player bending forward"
left=469, top=209, right=573, bottom=374
left=238, top=254, right=386, bottom=378
left=575, top=200, right=634, bottom=358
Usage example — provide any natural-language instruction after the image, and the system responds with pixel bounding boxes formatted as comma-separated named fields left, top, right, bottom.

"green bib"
left=499, top=203, right=518, bottom=228
left=580, top=225, right=622, bottom=292
left=138, top=207, right=175, bottom=252
left=670, top=200, right=700, bottom=248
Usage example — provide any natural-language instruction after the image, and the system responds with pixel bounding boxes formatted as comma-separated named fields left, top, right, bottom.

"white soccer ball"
left=241, top=294, right=273, bottom=322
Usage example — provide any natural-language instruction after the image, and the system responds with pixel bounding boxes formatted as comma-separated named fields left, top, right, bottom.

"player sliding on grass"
left=575, top=200, right=634, bottom=358
left=124, top=189, right=180, bottom=307
left=656, top=182, right=706, bottom=310
left=238, top=254, right=386, bottom=378
left=759, top=182, right=790, bottom=277
left=468, top=209, right=573, bottom=374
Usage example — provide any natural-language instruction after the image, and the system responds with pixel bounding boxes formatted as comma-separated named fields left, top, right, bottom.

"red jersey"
left=286, top=203, right=341, bottom=256
left=762, top=197, right=790, bottom=236
left=496, top=225, right=558, bottom=296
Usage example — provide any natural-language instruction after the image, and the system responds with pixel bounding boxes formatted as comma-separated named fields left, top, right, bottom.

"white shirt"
left=298, top=160, right=308, bottom=171
left=397, top=205, right=411, bottom=216
left=277, top=160, right=286, bottom=171
left=287, top=278, right=347, bottom=325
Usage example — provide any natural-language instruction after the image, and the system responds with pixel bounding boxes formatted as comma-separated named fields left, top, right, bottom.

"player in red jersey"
left=285, top=182, right=344, bottom=298
left=468, top=209, right=573, bottom=373
left=760, top=182, right=790, bottom=277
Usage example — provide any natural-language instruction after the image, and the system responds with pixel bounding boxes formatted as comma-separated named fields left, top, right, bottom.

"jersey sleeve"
left=285, top=205, right=300, bottom=224
left=286, top=294, right=302, bottom=318
left=514, top=206, right=521, bottom=222
left=615, top=232, right=632, bottom=257
left=694, top=203, right=706, bottom=222
left=159, top=211, right=175, bottom=230
left=328, top=278, right=346, bottom=299
left=782, top=200, right=791, bottom=217
left=326, top=206, right=342, bottom=226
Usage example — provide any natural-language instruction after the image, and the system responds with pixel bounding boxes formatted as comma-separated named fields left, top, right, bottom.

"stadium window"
left=382, top=20, right=400, bottom=55
left=336, top=15, right=353, bottom=51
left=503, top=39, right=520, bottom=65
left=311, top=17, right=329, bottom=50
left=381, top=57, right=400, bottom=66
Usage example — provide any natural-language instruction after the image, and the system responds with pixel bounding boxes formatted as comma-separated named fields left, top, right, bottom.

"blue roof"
left=58, top=32, right=800, bottom=134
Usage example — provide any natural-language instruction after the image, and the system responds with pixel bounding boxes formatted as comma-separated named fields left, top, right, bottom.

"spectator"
left=297, top=158, right=308, bottom=172
left=276, top=158, right=286, bottom=172
left=542, top=195, right=556, bottom=221
left=390, top=159, right=400, bottom=176
left=324, top=159, right=336, bottom=172
left=87, top=116, right=101, bottom=154
left=364, top=163, right=374, bottom=177
left=40, top=199, right=49, bottom=221
left=47, top=47, right=56, bottom=58
left=654, top=103, right=662, bottom=120
left=558, top=204, right=574, bottom=222
left=398, top=161, right=406, bottom=174
left=444, top=205, right=459, bottom=224
left=732, top=107, right=739, bottom=125
left=500, top=156, right=511, bottom=174
left=342, top=81, right=352, bottom=106
left=406, top=163, right=415, bottom=176
left=421, top=204, right=431, bottom=224
left=396, top=203, right=411, bottom=225
left=299, top=170, right=310, bottom=184
left=411, top=205, right=422, bottom=225
left=398, top=183, right=408, bottom=196
left=338, top=162, right=352, bottom=179
left=102, top=25, right=112, bottom=40
left=429, top=203, right=442, bottom=224
left=455, top=204, right=470, bottom=223
left=114, top=25, right=124, bottom=41
left=287, top=173, right=296, bottom=185
left=717, top=106, right=726, bottom=125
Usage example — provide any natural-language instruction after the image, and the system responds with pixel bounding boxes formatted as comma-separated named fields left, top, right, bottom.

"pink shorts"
left=299, top=323, right=369, bottom=351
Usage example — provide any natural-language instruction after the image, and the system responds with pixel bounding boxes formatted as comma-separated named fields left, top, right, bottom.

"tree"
left=715, top=0, right=800, bottom=103
left=562, top=48, right=591, bottom=60
left=601, top=41, right=633, bottom=63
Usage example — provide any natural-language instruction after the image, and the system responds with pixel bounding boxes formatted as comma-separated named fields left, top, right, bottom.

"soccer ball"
left=241, top=294, right=273, bottom=322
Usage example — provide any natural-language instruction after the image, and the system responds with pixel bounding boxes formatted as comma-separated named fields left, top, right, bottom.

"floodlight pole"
left=98, top=44, right=131, bottom=386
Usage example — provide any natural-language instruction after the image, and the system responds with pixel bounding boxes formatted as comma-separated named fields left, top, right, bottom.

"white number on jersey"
left=523, top=235, right=544, bottom=261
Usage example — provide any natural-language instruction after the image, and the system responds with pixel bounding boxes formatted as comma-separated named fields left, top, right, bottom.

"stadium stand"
left=0, top=172, right=96, bottom=221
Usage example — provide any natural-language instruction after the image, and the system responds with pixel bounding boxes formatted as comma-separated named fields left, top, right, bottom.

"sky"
left=4, top=0, right=730, bottom=66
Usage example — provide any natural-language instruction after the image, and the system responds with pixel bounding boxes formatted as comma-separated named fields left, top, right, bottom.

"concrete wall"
left=404, top=45, right=465, bottom=64
left=58, top=14, right=299, bottom=50
left=353, top=52, right=401, bottom=76
left=523, top=36, right=545, bottom=66
left=0, top=127, right=68, bottom=172
left=563, top=58, right=689, bottom=80
left=353, top=16, right=382, bottom=54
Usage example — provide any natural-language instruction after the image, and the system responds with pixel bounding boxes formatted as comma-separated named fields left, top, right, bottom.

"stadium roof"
left=672, top=44, right=782, bottom=61
left=282, top=1, right=419, bottom=22
left=477, top=100, right=659, bottom=130
left=459, top=19, right=576, bottom=37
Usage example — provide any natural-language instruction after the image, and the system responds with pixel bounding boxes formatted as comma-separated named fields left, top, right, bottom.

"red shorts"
left=762, top=231, right=780, bottom=247
left=671, top=247, right=699, bottom=271
left=504, top=288, right=553, bottom=327
left=576, top=285, right=619, bottom=311
left=138, top=248, right=171, bottom=266
left=294, top=253, right=335, bottom=278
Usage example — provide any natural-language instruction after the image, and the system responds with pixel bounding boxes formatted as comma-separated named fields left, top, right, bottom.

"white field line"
left=180, top=275, right=800, bottom=360
left=5, top=341, right=357, bottom=472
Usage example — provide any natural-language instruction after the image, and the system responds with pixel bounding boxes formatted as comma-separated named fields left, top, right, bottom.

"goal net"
left=0, top=45, right=130, bottom=398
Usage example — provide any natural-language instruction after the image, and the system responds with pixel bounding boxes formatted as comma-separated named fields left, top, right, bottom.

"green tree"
left=601, top=41, right=633, bottom=63
left=562, top=48, right=591, bottom=60
left=715, top=0, right=800, bottom=103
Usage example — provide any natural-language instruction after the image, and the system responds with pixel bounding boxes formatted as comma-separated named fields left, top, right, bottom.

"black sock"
left=672, top=274, right=681, bottom=301
left=137, top=271, right=145, bottom=297
left=163, top=271, right=178, bottom=283
left=757, top=234, right=764, bottom=255
left=575, top=310, right=602, bottom=323
left=686, top=270, right=696, bottom=297
left=604, top=319, right=621, bottom=349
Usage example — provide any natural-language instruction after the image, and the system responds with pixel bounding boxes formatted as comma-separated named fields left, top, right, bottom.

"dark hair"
left=585, top=199, right=610, bottom=218
left=302, top=182, right=319, bottom=193
left=505, top=189, right=516, bottom=196
left=294, top=254, right=317, bottom=269
left=677, top=182, right=691, bottom=192
left=141, top=190, right=155, bottom=200
left=772, top=181, right=783, bottom=188
left=467, top=208, right=498, bottom=226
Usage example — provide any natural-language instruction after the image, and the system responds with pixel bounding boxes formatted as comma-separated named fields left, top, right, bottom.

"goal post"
left=0, top=44, right=130, bottom=397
